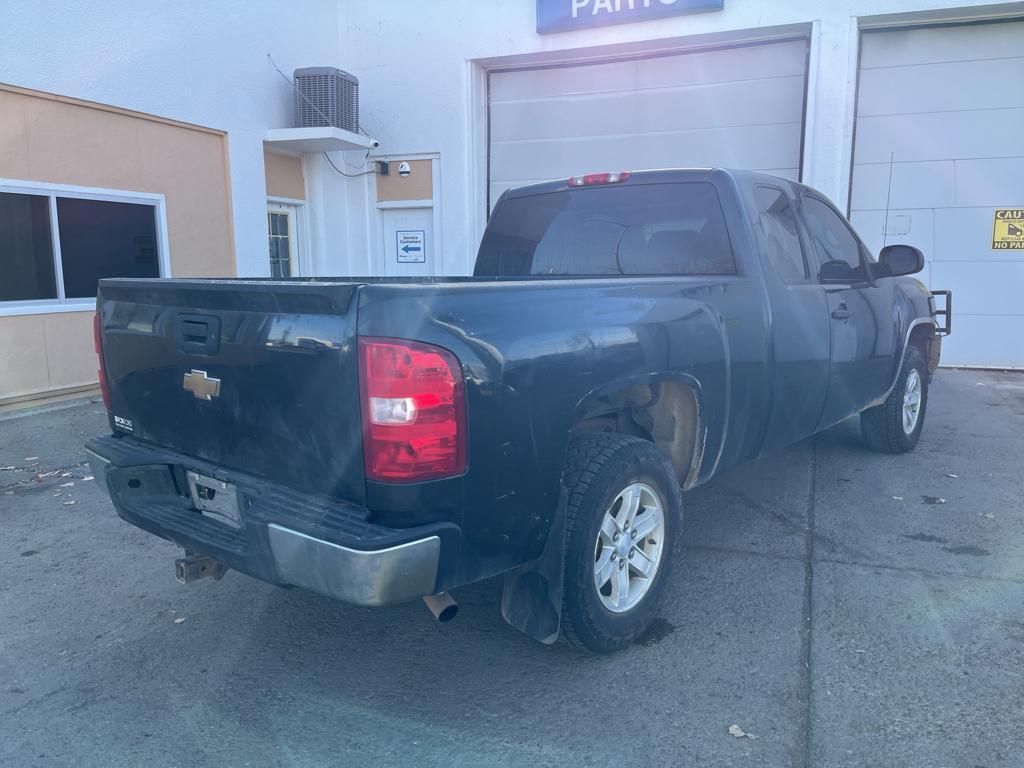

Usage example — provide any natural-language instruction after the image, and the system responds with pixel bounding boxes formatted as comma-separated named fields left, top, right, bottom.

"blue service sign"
left=537, top=0, right=723, bottom=34
left=396, top=230, right=426, bottom=263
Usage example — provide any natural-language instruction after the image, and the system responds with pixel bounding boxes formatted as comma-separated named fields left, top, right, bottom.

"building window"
left=0, top=180, right=165, bottom=313
left=0, top=192, right=57, bottom=301
left=267, top=203, right=299, bottom=278
left=56, top=198, right=159, bottom=297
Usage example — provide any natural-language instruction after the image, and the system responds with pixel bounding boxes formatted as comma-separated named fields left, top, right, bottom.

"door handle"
left=831, top=304, right=851, bottom=320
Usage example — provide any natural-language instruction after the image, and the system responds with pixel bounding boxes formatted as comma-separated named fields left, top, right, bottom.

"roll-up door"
left=488, top=38, right=809, bottom=208
left=850, top=21, right=1024, bottom=368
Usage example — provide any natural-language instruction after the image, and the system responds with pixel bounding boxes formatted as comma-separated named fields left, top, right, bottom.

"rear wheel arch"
left=569, top=375, right=704, bottom=489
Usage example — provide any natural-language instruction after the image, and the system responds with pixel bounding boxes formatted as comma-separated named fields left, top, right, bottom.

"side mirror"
left=879, top=244, right=924, bottom=277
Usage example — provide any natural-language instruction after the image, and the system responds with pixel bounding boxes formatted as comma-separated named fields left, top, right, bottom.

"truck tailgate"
left=96, top=278, right=366, bottom=504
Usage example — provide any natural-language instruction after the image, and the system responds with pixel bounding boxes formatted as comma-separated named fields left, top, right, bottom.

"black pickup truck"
left=87, top=168, right=951, bottom=652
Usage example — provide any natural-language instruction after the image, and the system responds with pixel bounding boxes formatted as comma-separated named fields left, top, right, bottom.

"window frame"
left=798, top=192, right=872, bottom=285
left=752, top=184, right=811, bottom=285
left=0, top=177, right=170, bottom=316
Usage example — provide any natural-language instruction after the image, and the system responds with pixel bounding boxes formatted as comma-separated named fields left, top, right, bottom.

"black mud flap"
left=500, top=488, right=567, bottom=644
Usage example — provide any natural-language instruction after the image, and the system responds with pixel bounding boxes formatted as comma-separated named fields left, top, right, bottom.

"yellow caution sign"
left=992, top=209, right=1024, bottom=249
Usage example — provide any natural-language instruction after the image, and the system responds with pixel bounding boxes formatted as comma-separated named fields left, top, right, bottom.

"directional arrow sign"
left=396, top=230, right=426, bottom=263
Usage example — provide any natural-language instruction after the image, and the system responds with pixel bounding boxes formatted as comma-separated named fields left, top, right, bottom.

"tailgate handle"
left=182, top=321, right=209, bottom=343
left=177, top=314, right=221, bottom=355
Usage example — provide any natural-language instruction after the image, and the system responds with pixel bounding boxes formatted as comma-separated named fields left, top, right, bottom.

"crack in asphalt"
left=795, top=436, right=817, bottom=768
left=814, top=555, right=1024, bottom=585
left=680, top=542, right=806, bottom=562
left=681, top=542, right=1024, bottom=586
left=716, top=484, right=873, bottom=563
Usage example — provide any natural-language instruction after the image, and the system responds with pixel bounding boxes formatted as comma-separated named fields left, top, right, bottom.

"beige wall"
left=0, top=83, right=236, bottom=402
left=0, top=311, right=97, bottom=402
left=264, top=151, right=305, bottom=200
left=376, top=159, right=433, bottom=202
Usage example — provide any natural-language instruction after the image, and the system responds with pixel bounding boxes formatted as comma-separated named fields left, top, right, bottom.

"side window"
left=800, top=195, right=865, bottom=282
left=753, top=186, right=806, bottom=282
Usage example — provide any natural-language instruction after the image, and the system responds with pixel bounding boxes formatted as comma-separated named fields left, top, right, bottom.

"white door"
left=267, top=203, right=299, bottom=278
left=849, top=21, right=1024, bottom=368
left=488, top=38, right=809, bottom=208
left=381, top=207, right=435, bottom=277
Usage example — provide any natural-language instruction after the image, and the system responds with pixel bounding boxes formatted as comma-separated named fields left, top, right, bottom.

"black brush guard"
left=930, top=290, right=952, bottom=336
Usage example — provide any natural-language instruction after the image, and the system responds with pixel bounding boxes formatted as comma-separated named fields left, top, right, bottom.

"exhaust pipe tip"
left=423, top=592, right=458, bottom=623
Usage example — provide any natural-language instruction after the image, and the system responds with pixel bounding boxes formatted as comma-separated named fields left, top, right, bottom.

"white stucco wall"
left=4, top=0, right=1023, bottom=278
left=338, top=0, right=1024, bottom=275
left=0, top=0, right=344, bottom=278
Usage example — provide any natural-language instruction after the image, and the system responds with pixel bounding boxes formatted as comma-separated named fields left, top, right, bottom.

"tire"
left=560, top=433, right=682, bottom=653
left=860, top=345, right=928, bottom=454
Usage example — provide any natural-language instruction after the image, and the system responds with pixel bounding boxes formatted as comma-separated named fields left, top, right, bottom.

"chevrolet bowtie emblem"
left=182, top=369, right=221, bottom=401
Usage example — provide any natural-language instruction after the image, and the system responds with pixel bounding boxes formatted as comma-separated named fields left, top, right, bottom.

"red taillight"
left=567, top=171, right=632, bottom=187
left=358, top=337, right=466, bottom=483
left=93, top=312, right=111, bottom=411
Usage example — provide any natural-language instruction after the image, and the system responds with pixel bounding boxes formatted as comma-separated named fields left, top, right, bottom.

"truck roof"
left=497, top=167, right=799, bottom=200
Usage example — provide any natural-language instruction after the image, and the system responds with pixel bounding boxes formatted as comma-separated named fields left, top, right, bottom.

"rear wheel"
left=861, top=345, right=929, bottom=454
left=560, top=433, right=682, bottom=653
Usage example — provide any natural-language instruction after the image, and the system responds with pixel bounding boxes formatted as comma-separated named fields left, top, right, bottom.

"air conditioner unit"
left=293, top=67, right=359, bottom=133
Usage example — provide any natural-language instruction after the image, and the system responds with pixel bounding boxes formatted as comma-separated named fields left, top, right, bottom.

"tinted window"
left=476, top=183, right=735, bottom=277
left=753, top=186, right=806, bottom=282
left=0, top=192, right=57, bottom=301
left=801, top=195, right=867, bottom=282
left=56, top=198, right=159, bottom=298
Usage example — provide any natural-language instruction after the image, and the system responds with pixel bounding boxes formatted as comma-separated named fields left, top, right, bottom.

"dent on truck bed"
left=356, top=271, right=758, bottom=586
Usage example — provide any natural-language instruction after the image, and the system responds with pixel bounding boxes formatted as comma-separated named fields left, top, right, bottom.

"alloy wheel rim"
left=902, top=368, right=922, bottom=435
left=593, top=482, right=665, bottom=613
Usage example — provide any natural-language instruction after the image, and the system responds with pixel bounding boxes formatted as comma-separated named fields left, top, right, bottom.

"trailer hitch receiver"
left=174, top=551, right=229, bottom=584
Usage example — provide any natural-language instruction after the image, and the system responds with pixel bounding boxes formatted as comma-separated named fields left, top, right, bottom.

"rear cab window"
left=476, top=182, right=735, bottom=277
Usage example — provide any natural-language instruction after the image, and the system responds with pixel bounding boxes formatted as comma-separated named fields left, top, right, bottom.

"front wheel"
left=560, top=433, right=682, bottom=653
left=860, top=345, right=929, bottom=454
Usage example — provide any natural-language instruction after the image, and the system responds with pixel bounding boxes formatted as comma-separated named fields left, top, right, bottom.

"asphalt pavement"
left=1, top=369, right=1022, bottom=767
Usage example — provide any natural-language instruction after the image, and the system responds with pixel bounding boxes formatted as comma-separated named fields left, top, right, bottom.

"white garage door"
left=488, top=38, right=809, bottom=208
left=849, top=21, right=1024, bottom=368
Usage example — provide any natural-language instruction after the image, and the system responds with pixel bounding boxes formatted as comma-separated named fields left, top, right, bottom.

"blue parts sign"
left=537, top=0, right=724, bottom=34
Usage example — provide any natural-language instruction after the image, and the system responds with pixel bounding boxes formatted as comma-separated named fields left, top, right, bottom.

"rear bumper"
left=85, top=436, right=459, bottom=606
left=266, top=524, right=441, bottom=606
